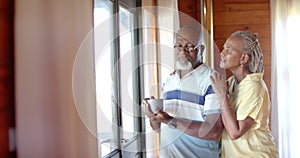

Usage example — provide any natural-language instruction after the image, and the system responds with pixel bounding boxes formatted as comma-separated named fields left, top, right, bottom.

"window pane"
left=94, top=0, right=115, bottom=156
left=119, top=6, right=135, bottom=143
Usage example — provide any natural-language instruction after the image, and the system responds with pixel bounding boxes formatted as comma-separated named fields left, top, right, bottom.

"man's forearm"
left=175, top=114, right=223, bottom=140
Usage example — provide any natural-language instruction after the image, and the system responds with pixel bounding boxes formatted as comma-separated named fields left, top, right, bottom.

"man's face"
left=174, top=36, right=198, bottom=70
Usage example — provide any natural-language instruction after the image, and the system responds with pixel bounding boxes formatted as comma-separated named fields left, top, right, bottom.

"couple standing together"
left=143, top=25, right=278, bottom=158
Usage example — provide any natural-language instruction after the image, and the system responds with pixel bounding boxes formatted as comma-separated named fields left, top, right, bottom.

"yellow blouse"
left=221, top=73, right=278, bottom=158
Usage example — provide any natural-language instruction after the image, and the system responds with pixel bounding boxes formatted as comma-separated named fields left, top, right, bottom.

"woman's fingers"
left=211, top=71, right=226, bottom=82
left=210, top=71, right=219, bottom=83
left=210, top=71, right=228, bottom=96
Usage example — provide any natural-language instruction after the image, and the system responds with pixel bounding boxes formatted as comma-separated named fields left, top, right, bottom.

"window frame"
left=94, top=0, right=145, bottom=157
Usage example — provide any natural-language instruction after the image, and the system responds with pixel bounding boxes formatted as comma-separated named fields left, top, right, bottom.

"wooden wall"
left=178, top=0, right=201, bottom=26
left=178, top=0, right=271, bottom=93
left=0, top=0, right=15, bottom=157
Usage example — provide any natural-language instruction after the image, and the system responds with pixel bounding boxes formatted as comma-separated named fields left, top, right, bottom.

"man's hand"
left=142, top=98, right=172, bottom=123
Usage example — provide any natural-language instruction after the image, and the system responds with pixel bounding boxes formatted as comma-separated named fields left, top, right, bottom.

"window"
left=94, top=0, right=114, bottom=156
left=119, top=6, right=135, bottom=143
left=94, top=1, right=182, bottom=157
left=94, top=0, right=142, bottom=157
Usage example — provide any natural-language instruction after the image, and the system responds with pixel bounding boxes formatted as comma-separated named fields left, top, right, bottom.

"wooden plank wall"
left=213, top=0, right=271, bottom=93
left=0, top=0, right=15, bottom=157
left=178, top=0, right=201, bottom=27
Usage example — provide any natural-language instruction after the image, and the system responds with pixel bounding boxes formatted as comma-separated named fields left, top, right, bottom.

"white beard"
left=176, top=61, right=192, bottom=71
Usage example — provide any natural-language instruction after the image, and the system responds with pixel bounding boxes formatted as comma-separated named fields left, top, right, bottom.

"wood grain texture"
left=0, top=0, right=14, bottom=157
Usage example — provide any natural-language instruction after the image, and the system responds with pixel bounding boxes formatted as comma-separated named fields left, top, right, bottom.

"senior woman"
left=210, top=31, right=278, bottom=158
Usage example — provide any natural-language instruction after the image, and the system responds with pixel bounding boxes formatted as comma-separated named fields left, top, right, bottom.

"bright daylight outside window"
left=94, top=0, right=136, bottom=157
left=119, top=6, right=135, bottom=144
left=94, top=1, right=176, bottom=157
left=94, top=1, right=114, bottom=156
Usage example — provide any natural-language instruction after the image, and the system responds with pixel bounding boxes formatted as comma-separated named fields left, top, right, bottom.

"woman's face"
left=219, top=37, right=244, bottom=70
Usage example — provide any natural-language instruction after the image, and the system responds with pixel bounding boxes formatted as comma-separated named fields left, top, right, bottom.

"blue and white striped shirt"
left=160, top=64, right=221, bottom=158
left=162, top=64, right=221, bottom=121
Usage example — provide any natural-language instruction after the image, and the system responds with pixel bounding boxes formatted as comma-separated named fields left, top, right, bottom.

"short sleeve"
left=203, top=85, right=221, bottom=115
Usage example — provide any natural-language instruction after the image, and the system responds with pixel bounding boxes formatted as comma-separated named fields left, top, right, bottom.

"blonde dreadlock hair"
left=230, top=31, right=264, bottom=73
